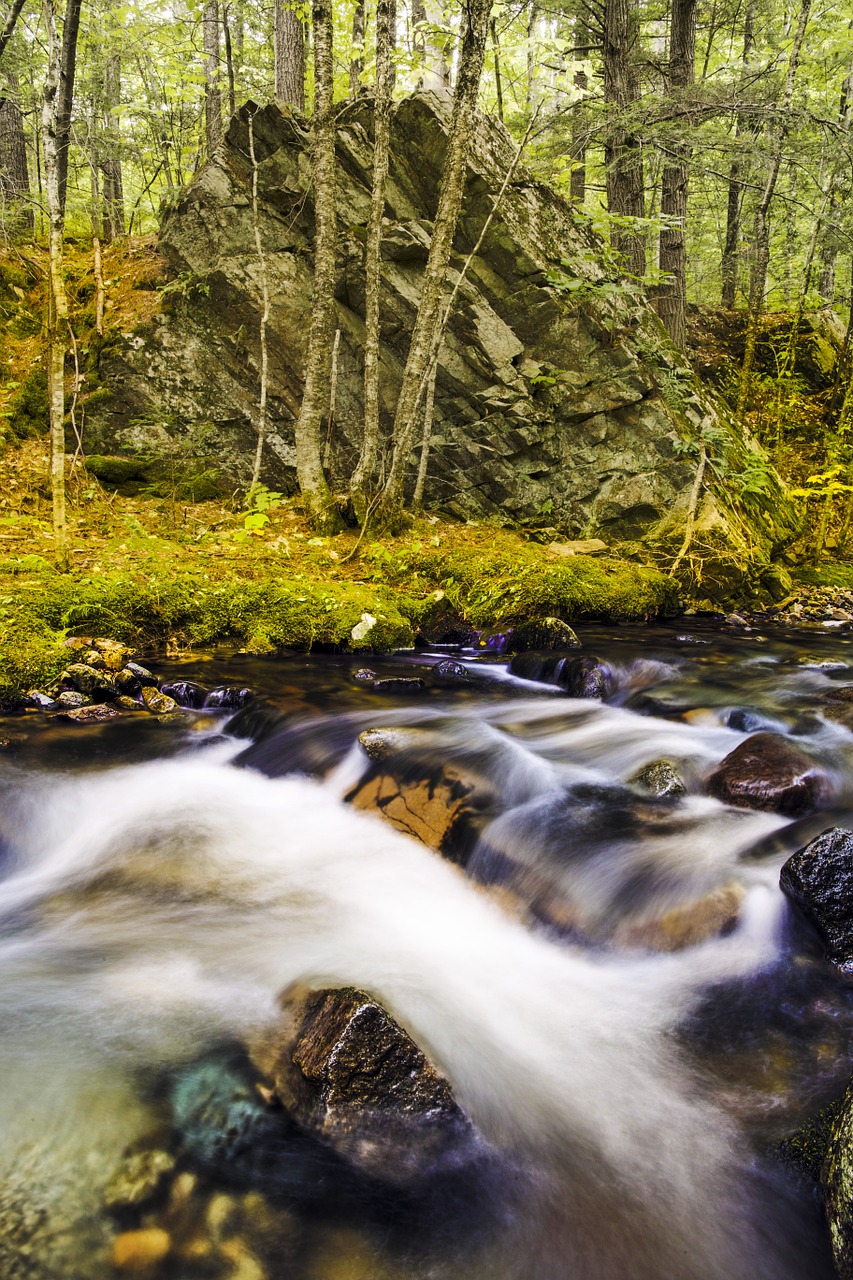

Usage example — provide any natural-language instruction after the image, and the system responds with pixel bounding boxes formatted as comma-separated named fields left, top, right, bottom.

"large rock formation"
left=83, top=93, right=792, bottom=542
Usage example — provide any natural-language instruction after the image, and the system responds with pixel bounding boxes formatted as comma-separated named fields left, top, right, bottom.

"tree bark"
left=292, top=0, right=343, bottom=533
left=349, top=0, right=365, bottom=96
left=101, top=53, right=124, bottom=242
left=412, top=0, right=450, bottom=93
left=274, top=0, right=305, bottom=111
left=351, top=0, right=396, bottom=523
left=603, top=0, right=645, bottom=277
left=224, top=3, right=236, bottom=117
left=736, top=0, right=811, bottom=419
left=656, top=0, right=696, bottom=347
left=569, top=15, right=588, bottom=204
left=490, top=18, right=503, bottom=121
left=203, top=0, right=222, bottom=156
left=0, top=0, right=26, bottom=66
left=720, top=0, right=756, bottom=307
left=42, top=0, right=71, bottom=567
left=56, top=0, right=82, bottom=216
left=375, top=0, right=492, bottom=527
left=0, top=73, right=32, bottom=234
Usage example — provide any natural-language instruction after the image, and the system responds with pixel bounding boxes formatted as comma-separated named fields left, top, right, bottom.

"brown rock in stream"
left=346, top=728, right=493, bottom=863
left=706, top=732, right=831, bottom=816
left=255, top=987, right=474, bottom=1188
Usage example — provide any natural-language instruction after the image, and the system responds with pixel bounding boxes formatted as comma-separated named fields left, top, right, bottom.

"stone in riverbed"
left=433, top=658, right=470, bottom=683
left=111, top=1227, right=171, bottom=1272
left=612, top=882, right=744, bottom=951
left=55, top=690, right=91, bottom=709
left=707, top=732, right=830, bottom=816
left=61, top=662, right=116, bottom=698
left=257, top=987, right=475, bottom=1189
left=141, top=687, right=180, bottom=714
left=371, top=676, right=427, bottom=693
left=629, top=758, right=687, bottom=798
left=505, top=616, right=581, bottom=653
left=61, top=703, right=121, bottom=723
left=780, top=828, right=853, bottom=970
left=125, top=662, right=158, bottom=686
left=347, top=727, right=492, bottom=862
left=508, top=651, right=611, bottom=699
left=116, top=695, right=143, bottom=710
left=104, top=1149, right=176, bottom=1212
left=24, top=690, right=57, bottom=710
left=159, top=680, right=208, bottom=709
left=204, top=686, right=253, bottom=710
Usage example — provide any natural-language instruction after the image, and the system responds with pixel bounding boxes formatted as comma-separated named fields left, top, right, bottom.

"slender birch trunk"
left=351, top=0, right=396, bottom=524
left=292, top=0, right=343, bottom=532
left=375, top=0, right=492, bottom=528
left=42, top=0, right=71, bottom=567
left=736, top=0, right=811, bottom=420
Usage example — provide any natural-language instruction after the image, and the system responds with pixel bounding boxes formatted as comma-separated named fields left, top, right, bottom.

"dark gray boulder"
left=508, top=650, right=611, bottom=699
left=80, top=93, right=795, bottom=550
left=780, top=828, right=853, bottom=970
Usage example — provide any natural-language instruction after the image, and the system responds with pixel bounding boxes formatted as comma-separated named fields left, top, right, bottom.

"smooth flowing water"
left=1, top=624, right=852, bottom=1279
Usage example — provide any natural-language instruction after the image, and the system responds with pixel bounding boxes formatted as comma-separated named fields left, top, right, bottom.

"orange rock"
left=111, top=1227, right=171, bottom=1272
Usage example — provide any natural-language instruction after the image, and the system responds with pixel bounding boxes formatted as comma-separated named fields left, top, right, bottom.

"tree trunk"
left=720, top=0, right=755, bottom=308
left=412, top=0, right=450, bottom=93
left=490, top=18, right=503, bottom=122
left=42, top=0, right=72, bottom=568
left=375, top=0, right=492, bottom=527
left=0, top=0, right=26, bottom=66
left=56, top=0, right=82, bottom=216
left=101, top=53, right=124, bottom=242
left=0, top=74, right=32, bottom=234
left=656, top=0, right=696, bottom=347
left=736, top=0, right=812, bottom=419
left=351, top=0, right=396, bottom=523
left=569, top=15, right=588, bottom=204
left=224, top=3, right=236, bottom=117
left=292, top=0, right=343, bottom=533
left=274, top=0, right=305, bottom=111
left=603, top=0, right=645, bottom=277
left=818, top=70, right=852, bottom=306
left=203, top=0, right=222, bottom=156
left=349, top=0, right=365, bottom=96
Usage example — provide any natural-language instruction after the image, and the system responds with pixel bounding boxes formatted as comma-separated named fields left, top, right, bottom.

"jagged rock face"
left=87, top=94, right=752, bottom=534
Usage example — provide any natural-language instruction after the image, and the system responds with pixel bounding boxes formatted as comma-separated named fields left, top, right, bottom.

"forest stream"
left=2, top=624, right=853, bottom=1279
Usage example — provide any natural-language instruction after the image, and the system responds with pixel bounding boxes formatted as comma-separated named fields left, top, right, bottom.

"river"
left=0, top=621, right=850, bottom=1279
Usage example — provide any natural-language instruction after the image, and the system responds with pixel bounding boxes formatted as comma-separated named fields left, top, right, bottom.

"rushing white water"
left=0, top=683, right=842, bottom=1279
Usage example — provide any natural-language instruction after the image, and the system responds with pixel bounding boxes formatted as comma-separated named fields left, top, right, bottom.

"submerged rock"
left=259, top=987, right=476, bottom=1189
left=61, top=703, right=121, bottom=723
left=432, top=659, right=471, bottom=683
left=347, top=727, right=492, bottom=862
left=508, top=651, right=611, bottom=699
left=104, top=1150, right=176, bottom=1213
left=707, top=732, right=830, bottom=816
left=780, top=828, right=853, bottom=970
left=204, top=687, right=253, bottom=710
left=371, top=677, right=427, bottom=694
left=111, top=1228, right=171, bottom=1272
left=612, top=882, right=744, bottom=952
left=506, top=617, right=581, bottom=653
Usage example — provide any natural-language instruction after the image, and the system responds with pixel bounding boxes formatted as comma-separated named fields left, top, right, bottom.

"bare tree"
left=656, top=0, right=696, bottom=347
left=203, top=0, right=222, bottom=155
left=603, top=0, right=645, bottom=276
left=292, top=0, right=343, bottom=532
left=374, top=0, right=493, bottom=528
left=351, top=0, right=396, bottom=523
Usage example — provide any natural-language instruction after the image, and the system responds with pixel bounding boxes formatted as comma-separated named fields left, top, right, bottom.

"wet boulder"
left=141, top=687, right=180, bottom=714
left=707, top=733, right=830, bottom=816
left=125, top=662, right=158, bottom=686
left=508, top=651, right=611, bottom=699
left=104, top=1150, right=176, bottom=1213
left=505, top=617, right=581, bottom=653
left=60, top=703, right=121, bottom=723
left=60, top=662, right=116, bottom=699
left=821, top=1079, right=853, bottom=1278
left=433, top=659, right=470, bottom=683
left=204, top=686, right=253, bottom=710
left=55, top=690, right=91, bottom=709
left=346, top=727, right=493, bottom=863
left=255, top=987, right=476, bottom=1189
left=370, top=677, right=427, bottom=694
left=159, top=680, right=208, bottom=709
left=780, top=828, right=853, bottom=970
left=612, top=882, right=744, bottom=952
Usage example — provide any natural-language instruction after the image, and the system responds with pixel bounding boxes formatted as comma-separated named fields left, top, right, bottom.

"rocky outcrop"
left=707, top=733, right=831, bottom=816
left=82, top=94, right=794, bottom=546
left=822, top=1081, right=853, bottom=1278
left=780, top=828, right=853, bottom=970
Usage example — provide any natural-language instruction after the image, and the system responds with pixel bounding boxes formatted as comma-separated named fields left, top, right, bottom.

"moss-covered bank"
left=0, top=544, right=680, bottom=703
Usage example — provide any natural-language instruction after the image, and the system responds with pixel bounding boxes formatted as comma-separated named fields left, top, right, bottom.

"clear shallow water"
left=0, top=624, right=852, bottom=1278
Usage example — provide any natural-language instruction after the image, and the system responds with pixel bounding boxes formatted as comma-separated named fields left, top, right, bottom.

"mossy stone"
left=85, top=455, right=153, bottom=486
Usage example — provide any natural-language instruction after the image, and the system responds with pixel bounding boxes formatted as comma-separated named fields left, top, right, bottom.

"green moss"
left=174, top=469, right=226, bottom=501
left=86, top=455, right=153, bottom=486
left=5, top=367, right=49, bottom=439
left=793, top=564, right=853, bottom=590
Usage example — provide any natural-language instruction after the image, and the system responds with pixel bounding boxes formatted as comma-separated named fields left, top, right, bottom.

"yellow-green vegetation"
left=0, top=439, right=682, bottom=701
